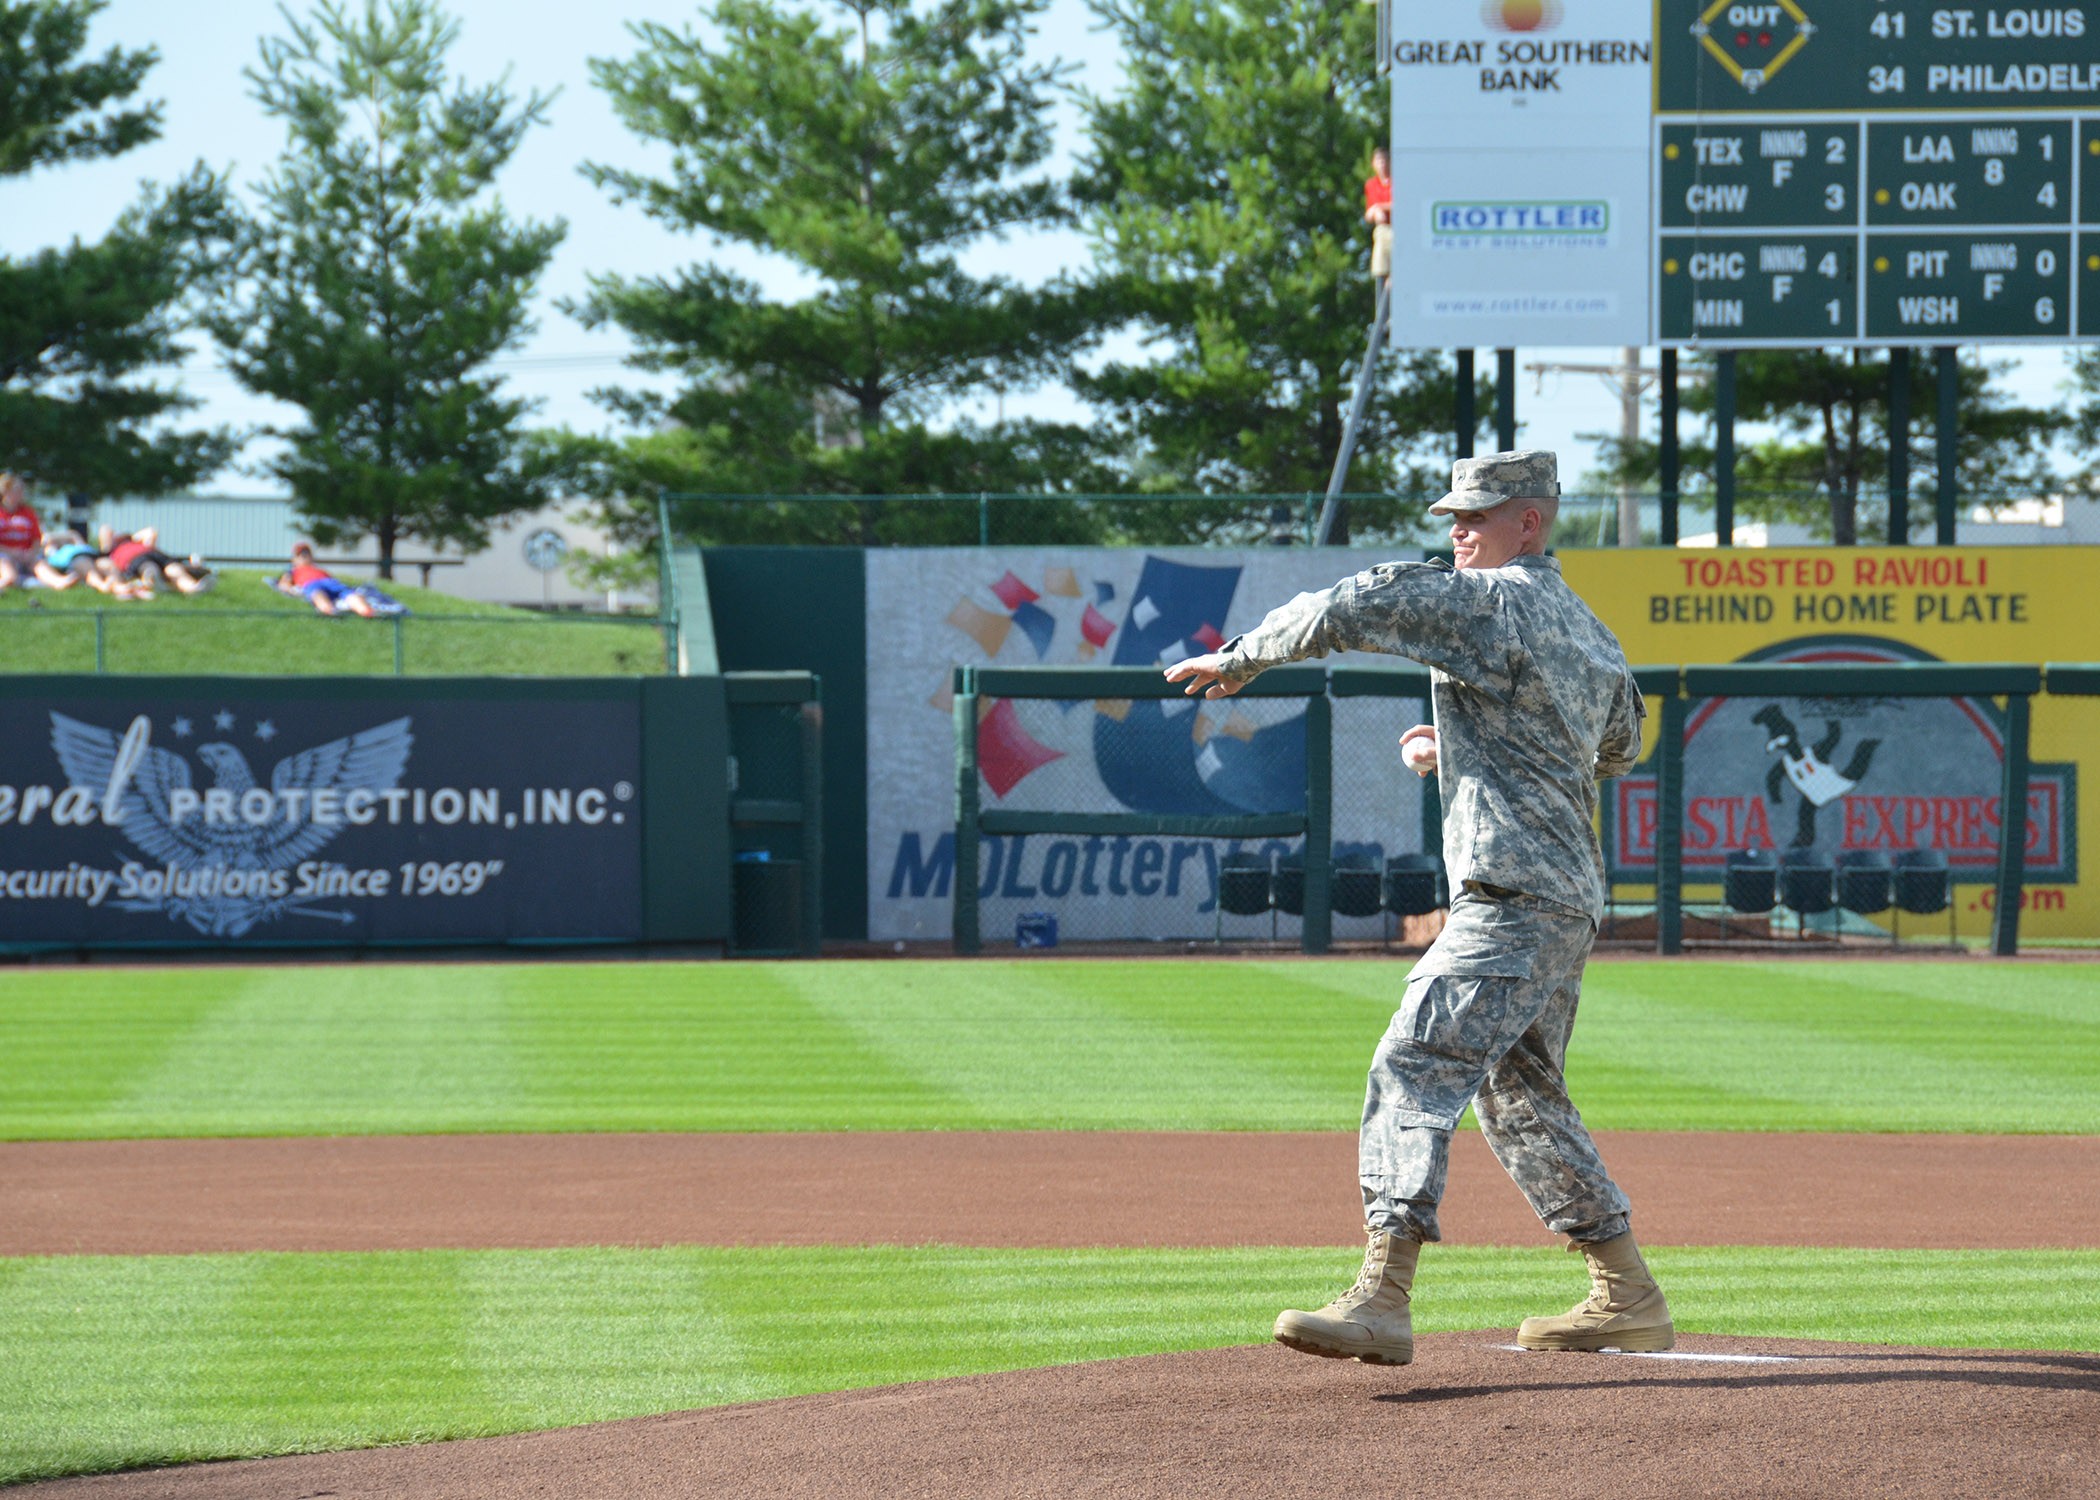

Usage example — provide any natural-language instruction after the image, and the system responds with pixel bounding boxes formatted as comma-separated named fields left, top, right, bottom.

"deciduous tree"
left=1587, top=349, right=2066, bottom=543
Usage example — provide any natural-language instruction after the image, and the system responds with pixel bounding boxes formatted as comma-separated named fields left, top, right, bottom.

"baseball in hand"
left=1399, top=727, right=1438, bottom=776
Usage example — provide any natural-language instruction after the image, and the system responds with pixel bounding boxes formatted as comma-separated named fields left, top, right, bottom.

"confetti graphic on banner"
left=1097, top=556, right=1307, bottom=817
left=989, top=571, right=1039, bottom=610
left=1010, top=600, right=1056, bottom=658
left=976, top=697, right=1064, bottom=797
left=924, top=554, right=1318, bottom=814
left=946, top=598, right=1012, bottom=657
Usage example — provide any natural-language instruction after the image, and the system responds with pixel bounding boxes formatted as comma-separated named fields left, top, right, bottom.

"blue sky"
left=7, top=0, right=2079, bottom=499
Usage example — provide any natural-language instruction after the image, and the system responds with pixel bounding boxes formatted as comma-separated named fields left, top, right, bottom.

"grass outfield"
left=1, top=957, right=2096, bottom=1139
left=2, top=956, right=2095, bottom=1483
left=4, top=1244, right=2097, bottom=1485
left=0, top=576, right=665, bottom=676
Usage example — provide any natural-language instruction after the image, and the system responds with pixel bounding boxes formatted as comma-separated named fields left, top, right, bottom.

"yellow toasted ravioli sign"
left=1560, top=547, right=2100, bottom=939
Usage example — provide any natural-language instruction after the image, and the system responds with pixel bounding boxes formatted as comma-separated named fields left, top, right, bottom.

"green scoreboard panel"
left=1653, top=0, right=2100, bottom=345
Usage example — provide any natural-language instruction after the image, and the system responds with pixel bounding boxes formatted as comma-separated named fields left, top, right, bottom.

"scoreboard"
left=1654, top=1, right=2100, bottom=345
left=1381, top=0, right=2100, bottom=350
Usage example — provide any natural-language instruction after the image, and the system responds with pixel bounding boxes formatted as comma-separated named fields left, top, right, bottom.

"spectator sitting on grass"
left=0, top=472, right=44, bottom=592
left=271, top=543, right=378, bottom=617
left=98, top=525, right=217, bottom=597
left=34, top=530, right=101, bottom=591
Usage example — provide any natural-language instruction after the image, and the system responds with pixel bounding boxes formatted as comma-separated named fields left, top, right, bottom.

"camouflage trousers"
left=1359, top=888, right=1631, bottom=1246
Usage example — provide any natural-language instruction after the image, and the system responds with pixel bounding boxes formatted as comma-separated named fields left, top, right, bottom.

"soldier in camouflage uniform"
left=1165, top=449, right=1673, bottom=1365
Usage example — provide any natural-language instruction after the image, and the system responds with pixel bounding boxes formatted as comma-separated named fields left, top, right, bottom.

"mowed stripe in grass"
left=0, top=959, right=2096, bottom=1139
left=2, top=1244, right=2096, bottom=1485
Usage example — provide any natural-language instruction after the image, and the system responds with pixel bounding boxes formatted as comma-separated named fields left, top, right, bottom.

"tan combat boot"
left=1272, top=1229, right=1417, bottom=1365
left=1517, top=1232, right=1674, bottom=1352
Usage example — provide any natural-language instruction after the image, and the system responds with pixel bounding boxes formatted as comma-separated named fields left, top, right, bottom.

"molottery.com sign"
left=866, top=548, right=1430, bottom=942
left=0, top=683, right=645, bottom=946
left=1563, top=545, right=2100, bottom=939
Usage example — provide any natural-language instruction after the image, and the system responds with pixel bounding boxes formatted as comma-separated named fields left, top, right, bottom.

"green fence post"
left=1990, top=691, right=2032, bottom=956
left=1303, top=687, right=1333, bottom=954
left=1655, top=692, right=1686, bottom=955
left=978, top=492, right=989, bottom=547
left=656, top=492, right=680, bottom=674
left=799, top=693, right=825, bottom=958
left=93, top=612, right=106, bottom=674
left=953, top=668, right=981, bottom=955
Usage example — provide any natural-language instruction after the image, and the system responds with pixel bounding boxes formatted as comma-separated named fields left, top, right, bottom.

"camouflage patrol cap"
left=1427, top=449, right=1560, bottom=515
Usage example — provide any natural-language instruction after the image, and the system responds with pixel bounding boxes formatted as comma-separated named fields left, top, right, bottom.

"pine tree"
left=1074, top=0, right=1465, bottom=528
left=0, top=0, right=234, bottom=496
left=575, top=0, right=1103, bottom=543
left=211, top=0, right=563, bottom=577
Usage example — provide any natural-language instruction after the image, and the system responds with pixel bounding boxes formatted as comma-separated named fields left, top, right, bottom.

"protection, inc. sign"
left=0, top=687, right=645, bottom=946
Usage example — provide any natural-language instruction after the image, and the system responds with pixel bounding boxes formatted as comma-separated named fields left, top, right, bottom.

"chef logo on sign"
left=1751, top=703, right=1880, bottom=848
left=1692, top=0, right=1813, bottom=93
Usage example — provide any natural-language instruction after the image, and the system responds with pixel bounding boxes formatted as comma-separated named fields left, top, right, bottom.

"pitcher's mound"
left=23, top=1332, right=2100, bottom=1499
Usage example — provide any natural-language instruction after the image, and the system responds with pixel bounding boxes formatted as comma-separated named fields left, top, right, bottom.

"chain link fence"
left=662, top=488, right=2091, bottom=552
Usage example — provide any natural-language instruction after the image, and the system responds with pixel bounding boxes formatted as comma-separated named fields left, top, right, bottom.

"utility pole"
left=1523, top=348, right=1655, bottom=547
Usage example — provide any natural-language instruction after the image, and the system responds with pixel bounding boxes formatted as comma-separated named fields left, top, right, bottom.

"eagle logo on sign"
left=49, top=712, right=414, bottom=937
left=1692, top=0, right=1813, bottom=93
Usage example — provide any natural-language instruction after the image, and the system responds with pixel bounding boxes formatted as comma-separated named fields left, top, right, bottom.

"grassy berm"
left=0, top=573, right=665, bottom=676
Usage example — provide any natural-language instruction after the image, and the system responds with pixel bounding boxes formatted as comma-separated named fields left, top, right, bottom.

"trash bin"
left=733, top=852, right=804, bottom=956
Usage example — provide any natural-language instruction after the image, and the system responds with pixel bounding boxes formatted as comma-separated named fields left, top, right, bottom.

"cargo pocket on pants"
left=1374, top=970, right=1523, bottom=1131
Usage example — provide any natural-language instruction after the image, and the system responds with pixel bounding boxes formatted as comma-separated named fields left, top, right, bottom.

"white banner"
left=1385, top=0, right=1654, bottom=347
left=867, top=548, right=1435, bottom=942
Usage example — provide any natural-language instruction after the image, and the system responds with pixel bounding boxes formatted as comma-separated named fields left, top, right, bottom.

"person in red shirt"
left=271, top=542, right=377, bottom=617
left=95, top=525, right=216, bottom=597
left=1364, top=145, right=1393, bottom=302
left=0, top=472, right=44, bottom=591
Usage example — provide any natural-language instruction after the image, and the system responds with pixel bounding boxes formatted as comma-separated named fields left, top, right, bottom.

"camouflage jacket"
left=1219, top=554, right=1643, bottom=920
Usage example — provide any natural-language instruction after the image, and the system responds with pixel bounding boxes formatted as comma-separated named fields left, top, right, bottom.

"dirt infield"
left=5, top=1129, right=2097, bottom=1255
left=19, top=1334, right=2100, bottom=1500
left=10, top=1131, right=2098, bottom=1498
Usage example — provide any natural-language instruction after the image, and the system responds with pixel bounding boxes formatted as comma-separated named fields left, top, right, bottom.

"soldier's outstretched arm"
left=1205, top=562, right=1507, bottom=690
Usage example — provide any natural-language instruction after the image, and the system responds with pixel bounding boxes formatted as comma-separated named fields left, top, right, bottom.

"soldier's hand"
left=1163, top=653, right=1243, bottom=699
left=1399, top=724, right=1438, bottom=776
